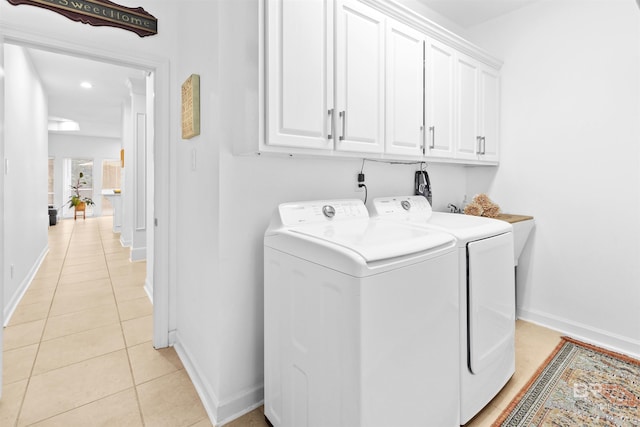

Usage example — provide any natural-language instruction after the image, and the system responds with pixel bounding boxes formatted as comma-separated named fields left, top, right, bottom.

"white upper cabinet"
left=455, top=53, right=481, bottom=160
left=455, top=52, right=500, bottom=162
left=335, top=0, right=386, bottom=153
left=479, top=66, right=500, bottom=162
left=425, top=37, right=455, bottom=159
left=385, top=19, right=425, bottom=157
left=266, top=0, right=334, bottom=150
left=262, top=0, right=502, bottom=164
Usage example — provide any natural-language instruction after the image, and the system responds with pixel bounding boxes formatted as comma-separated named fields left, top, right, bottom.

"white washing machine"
left=372, top=196, right=515, bottom=425
left=264, top=199, right=460, bottom=427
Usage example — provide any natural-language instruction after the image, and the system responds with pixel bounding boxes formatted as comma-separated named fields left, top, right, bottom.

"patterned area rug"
left=493, top=337, right=640, bottom=426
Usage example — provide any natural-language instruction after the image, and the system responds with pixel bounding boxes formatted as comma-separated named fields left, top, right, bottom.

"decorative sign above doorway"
left=6, top=0, right=158, bottom=37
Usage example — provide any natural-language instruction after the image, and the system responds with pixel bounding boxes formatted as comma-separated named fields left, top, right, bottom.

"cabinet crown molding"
left=359, top=0, right=503, bottom=69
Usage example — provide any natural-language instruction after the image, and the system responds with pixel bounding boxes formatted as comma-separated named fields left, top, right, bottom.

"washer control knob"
left=322, top=205, right=336, bottom=218
left=401, top=200, right=411, bottom=211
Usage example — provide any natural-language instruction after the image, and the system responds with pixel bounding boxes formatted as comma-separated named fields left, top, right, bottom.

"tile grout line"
left=13, top=221, right=75, bottom=426
left=98, top=220, right=148, bottom=427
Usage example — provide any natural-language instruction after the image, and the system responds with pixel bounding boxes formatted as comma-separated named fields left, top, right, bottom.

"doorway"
left=0, top=30, right=173, bottom=398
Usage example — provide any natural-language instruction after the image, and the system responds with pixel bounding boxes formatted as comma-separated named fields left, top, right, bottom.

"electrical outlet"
left=355, top=172, right=365, bottom=192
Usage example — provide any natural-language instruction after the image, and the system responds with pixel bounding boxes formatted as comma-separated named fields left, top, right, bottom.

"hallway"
left=1, top=217, right=211, bottom=426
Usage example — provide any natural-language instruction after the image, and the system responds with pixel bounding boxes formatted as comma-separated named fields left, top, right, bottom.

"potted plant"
left=67, top=172, right=95, bottom=219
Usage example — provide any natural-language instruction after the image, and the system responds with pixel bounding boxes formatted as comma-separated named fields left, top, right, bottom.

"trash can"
left=48, top=206, right=57, bottom=226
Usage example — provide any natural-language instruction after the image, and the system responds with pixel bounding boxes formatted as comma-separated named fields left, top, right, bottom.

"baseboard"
left=168, top=329, right=177, bottom=346
left=173, top=336, right=265, bottom=426
left=517, top=307, right=640, bottom=359
left=216, top=385, right=264, bottom=426
left=144, top=278, right=153, bottom=304
left=217, top=395, right=265, bottom=426
left=120, top=236, right=131, bottom=248
left=130, top=246, right=146, bottom=262
left=173, top=338, right=220, bottom=426
left=4, top=246, right=49, bottom=326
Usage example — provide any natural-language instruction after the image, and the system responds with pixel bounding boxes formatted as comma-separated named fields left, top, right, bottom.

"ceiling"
left=417, top=0, right=539, bottom=28
left=27, top=47, right=146, bottom=139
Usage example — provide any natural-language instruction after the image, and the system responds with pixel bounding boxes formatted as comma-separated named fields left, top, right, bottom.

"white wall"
left=3, top=44, right=49, bottom=321
left=172, top=1, right=223, bottom=419
left=466, top=0, right=640, bottom=356
left=48, top=133, right=121, bottom=217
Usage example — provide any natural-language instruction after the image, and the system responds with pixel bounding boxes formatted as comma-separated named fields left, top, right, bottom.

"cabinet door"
left=385, top=20, right=424, bottom=157
left=479, top=66, right=500, bottom=162
left=267, top=0, right=334, bottom=150
left=335, top=0, right=385, bottom=153
left=425, top=38, right=455, bottom=158
left=455, top=53, right=480, bottom=160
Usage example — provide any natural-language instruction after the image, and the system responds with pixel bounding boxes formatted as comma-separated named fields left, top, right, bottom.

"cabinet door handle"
left=482, top=136, right=486, bottom=155
left=476, top=136, right=482, bottom=154
left=327, top=109, right=334, bottom=140
left=339, top=111, right=346, bottom=141
left=429, top=126, right=435, bottom=149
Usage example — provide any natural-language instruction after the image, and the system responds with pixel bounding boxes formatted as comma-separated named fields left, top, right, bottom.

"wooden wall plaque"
left=182, top=74, right=200, bottom=140
left=7, top=0, right=158, bottom=37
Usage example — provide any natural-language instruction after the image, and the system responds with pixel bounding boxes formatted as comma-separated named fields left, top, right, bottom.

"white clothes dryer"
left=264, top=199, right=460, bottom=427
left=372, top=196, right=515, bottom=425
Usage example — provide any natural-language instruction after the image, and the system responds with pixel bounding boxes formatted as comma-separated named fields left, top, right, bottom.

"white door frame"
left=0, top=35, right=6, bottom=399
left=0, top=25, right=174, bottom=350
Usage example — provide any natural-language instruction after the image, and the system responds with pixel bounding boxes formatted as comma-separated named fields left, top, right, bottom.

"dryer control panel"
left=278, top=199, right=368, bottom=226
left=372, top=196, right=433, bottom=221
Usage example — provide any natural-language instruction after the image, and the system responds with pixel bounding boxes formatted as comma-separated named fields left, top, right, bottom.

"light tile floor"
left=1, top=217, right=212, bottom=426
left=228, top=319, right=563, bottom=427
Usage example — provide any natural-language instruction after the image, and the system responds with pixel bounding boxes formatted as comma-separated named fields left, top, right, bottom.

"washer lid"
left=290, top=219, right=454, bottom=262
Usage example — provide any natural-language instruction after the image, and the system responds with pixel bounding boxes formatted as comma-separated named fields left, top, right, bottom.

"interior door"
left=467, top=232, right=515, bottom=374
left=335, top=0, right=385, bottom=153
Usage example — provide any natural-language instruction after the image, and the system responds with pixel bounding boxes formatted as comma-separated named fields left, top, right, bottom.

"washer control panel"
left=279, top=199, right=368, bottom=226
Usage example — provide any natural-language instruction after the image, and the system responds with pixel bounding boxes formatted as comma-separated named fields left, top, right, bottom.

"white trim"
left=257, top=0, right=265, bottom=150
left=144, top=277, right=153, bottom=304
left=0, top=23, right=173, bottom=350
left=517, top=307, right=640, bottom=360
left=3, top=246, right=49, bottom=326
left=172, top=338, right=265, bottom=427
left=120, top=235, right=132, bottom=248
left=150, top=56, right=173, bottom=350
left=216, top=386, right=265, bottom=426
left=173, top=339, right=220, bottom=426
left=360, top=0, right=502, bottom=69
left=129, top=246, right=146, bottom=262
left=0, top=34, right=4, bottom=399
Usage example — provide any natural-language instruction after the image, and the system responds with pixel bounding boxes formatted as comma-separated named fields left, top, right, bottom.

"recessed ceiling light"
left=48, top=117, right=80, bottom=131
left=80, top=81, right=93, bottom=89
